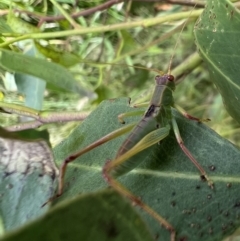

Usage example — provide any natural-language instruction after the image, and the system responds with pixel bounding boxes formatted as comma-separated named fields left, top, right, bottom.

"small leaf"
left=194, top=0, right=240, bottom=123
left=7, top=12, right=39, bottom=34
left=95, top=84, right=116, bottom=102
left=34, top=41, right=81, bottom=67
left=124, top=65, right=150, bottom=89
left=119, top=30, right=139, bottom=55
left=0, top=18, right=13, bottom=33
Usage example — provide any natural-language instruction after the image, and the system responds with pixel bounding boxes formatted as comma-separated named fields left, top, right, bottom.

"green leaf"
left=34, top=41, right=81, bottom=67
left=124, top=66, right=150, bottom=90
left=15, top=46, right=46, bottom=110
left=0, top=129, right=58, bottom=232
left=194, top=0, right=240, bottom=123
left=0, top=127, right=50, bottom=143
left=0, top=49, right=89, bottom=96
left=119, top=30, right=139, bottom=55
left=1, top=190, right=154, bottom=241
left=0, top=18, right=13, bottom=33
left=53, top=97, right=240, bottom=241
left=7, top=12, right=39, bottom=34
left=15, top=73, right=45, bottom=110
left=95, top=84, right=116, bottom=102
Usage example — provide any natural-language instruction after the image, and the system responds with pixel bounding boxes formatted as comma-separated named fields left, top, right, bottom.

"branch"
left=0, top=101, right=89, bottom=131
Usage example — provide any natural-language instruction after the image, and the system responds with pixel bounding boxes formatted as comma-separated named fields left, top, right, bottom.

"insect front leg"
left=171, top=117, right=214, bottom=188
left=133, top=101, right=149, bottom=108
left=118, top=110, right=144, bottom=124
left=118, top=100, right=150, bottom=124
left=117, top=98, right=145, bottom=124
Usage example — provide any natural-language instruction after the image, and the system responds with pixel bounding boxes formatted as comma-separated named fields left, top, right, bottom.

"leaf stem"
left=0, top=10, right=202, bottom=47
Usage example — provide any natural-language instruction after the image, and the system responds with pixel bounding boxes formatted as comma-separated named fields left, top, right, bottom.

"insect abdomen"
left=112, top=115, right=159, bottom=177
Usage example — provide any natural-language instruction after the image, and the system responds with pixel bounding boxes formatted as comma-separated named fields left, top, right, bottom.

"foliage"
left=0, top=0, right=240, bottom=241
left=195, top=1, right=240, bottom=125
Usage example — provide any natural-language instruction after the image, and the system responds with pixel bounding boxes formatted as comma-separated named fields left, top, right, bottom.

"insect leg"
left=133, top=101, right=149, bottom=108
left=57, top=123, right=136, bottom=196
left=174, top=105, right=210, bottom=122
left=171, top=118, right=214, bottom=188
left=118, top=110, right=144, bottom=124
left=102, top=172, right=176, bottom=241
left=103, top=126, right=175, bottom=240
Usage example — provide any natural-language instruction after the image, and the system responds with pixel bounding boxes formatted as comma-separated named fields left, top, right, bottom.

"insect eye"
left=168, top=75, right=174, bottom=81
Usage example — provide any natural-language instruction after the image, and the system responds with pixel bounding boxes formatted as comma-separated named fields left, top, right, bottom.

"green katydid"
left=55, top=74, right=213, bottom=241
left=53, top=7, right=213, bottom=241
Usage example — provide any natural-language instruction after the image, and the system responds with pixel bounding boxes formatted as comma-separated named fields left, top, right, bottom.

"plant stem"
left=0, top=9, right=202, bottom=47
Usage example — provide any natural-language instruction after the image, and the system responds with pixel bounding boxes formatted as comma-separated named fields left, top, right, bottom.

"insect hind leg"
left=103, top=160, right=176, bottom=241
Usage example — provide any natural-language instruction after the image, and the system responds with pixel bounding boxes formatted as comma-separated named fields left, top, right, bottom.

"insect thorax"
left=155, top=105, right=172, bottom=126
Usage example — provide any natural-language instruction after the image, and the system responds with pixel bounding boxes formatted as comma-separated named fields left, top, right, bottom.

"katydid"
left=53, top=7, right=213, bottom=241
left=55, top=76, right=213, bottom=241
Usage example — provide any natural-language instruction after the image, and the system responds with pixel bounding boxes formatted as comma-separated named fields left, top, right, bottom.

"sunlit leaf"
left=0, top=18, right=13, bottom=33
left=7, top=12, right=39, bottom=34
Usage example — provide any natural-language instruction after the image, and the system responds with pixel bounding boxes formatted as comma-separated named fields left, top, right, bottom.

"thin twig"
left=15, top=0, right=125, bottom=27
left=10, top=0, right=205, bottom=28
left=132, top=0, right=204, bottom=8
left=0, top=9, right=203, bottom=47
left=4, top=111, right=90, bottom=131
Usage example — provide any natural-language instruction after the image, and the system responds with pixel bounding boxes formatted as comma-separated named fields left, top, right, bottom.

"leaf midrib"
left=68, top=163, right=240, bottom=183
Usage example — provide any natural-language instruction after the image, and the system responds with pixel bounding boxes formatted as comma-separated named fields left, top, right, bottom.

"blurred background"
left=0, top=0, right=240, bottom=146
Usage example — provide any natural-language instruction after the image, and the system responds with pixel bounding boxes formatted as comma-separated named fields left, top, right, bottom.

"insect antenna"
left=167, top=4, right=198, bottom=75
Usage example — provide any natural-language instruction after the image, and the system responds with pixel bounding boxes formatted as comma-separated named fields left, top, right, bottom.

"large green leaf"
left=53, top=97, right=240, bottom=241
left=194, top=0, right=240, bottom=123
left=0, top=129, right=58, bottom=232
left=0, top=49, right=89, bottom=96
left=1, top=190, right=154, bottom=241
